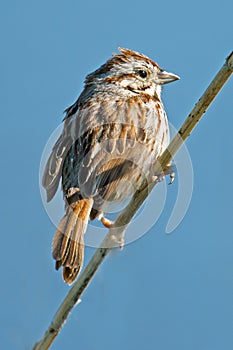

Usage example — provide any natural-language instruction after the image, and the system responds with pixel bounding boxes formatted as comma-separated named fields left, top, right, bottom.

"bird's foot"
left=152, top=164, right=176, bottom=185
left=109, top=231, right=125, bottom=250
left=98, top=213, right=125, bottom=249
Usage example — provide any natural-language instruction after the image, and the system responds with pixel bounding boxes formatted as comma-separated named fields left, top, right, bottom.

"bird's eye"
left=138, top=70, right=147, bottom=79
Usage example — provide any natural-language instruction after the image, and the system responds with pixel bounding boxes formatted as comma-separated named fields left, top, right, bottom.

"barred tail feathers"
left=52, top=198, right=93, bottom=284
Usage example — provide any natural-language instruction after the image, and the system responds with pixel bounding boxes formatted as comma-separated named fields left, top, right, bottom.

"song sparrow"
left=42, top=48, right=179, bottom=284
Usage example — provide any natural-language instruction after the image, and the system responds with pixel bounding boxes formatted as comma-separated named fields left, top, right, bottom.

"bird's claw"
left=152, top=164, right=176, bottom=184
left=168, top=171, right=175, bottom=185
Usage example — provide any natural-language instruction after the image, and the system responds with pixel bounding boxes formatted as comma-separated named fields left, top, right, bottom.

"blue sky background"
left=1, top=1, right=233, bottom=349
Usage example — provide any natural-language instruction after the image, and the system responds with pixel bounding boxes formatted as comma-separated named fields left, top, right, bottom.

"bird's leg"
left=101, top=216, right=113, bottom=228
left=98, top=213, right=124, bottom=250
left=152, top=163, right=176, bottom=184
left=96, top=212, right=114, bottom=228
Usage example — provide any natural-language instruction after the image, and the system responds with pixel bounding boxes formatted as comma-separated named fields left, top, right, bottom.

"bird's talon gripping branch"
left=151, top=174, right=164, bottom=182
left=109, top=233, right=125, bottom=250
left=151, top=164, right=176, bottom=184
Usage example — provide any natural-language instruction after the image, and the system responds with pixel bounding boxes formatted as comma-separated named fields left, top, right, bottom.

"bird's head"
left=86, top=47, right=180, bottom=99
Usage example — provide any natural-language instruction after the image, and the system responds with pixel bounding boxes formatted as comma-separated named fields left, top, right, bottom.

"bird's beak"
left=156, top=70, right=180, bottom=84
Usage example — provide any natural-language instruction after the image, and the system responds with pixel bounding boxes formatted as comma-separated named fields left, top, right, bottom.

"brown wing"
left=43, top=94, right=167, bottom=205
left=42, top=107, right=77, bottom=202
left=42, top=134, right=70, bottom=202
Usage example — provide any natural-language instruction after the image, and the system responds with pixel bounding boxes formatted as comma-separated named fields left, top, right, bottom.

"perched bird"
left=42, top=48, right=179, bottom=284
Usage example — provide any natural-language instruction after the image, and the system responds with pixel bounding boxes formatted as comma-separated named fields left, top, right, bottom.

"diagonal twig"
left=33, top=51, right=233, bottom=350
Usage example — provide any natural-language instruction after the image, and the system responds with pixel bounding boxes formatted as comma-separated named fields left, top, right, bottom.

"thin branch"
left=33, top=52, right=233, bottom=350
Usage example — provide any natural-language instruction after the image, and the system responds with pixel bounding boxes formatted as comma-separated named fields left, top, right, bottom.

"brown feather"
left=42, top=47, right=177, bottom=283
left=52, top=198, right=93, bottom=284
